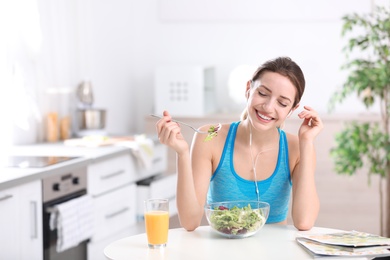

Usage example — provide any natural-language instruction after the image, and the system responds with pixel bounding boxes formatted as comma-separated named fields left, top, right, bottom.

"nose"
left=262, top=99, right=275, bottom=112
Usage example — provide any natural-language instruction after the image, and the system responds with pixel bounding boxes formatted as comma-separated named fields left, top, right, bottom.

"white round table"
left=104, top=224, right=371, bottom=260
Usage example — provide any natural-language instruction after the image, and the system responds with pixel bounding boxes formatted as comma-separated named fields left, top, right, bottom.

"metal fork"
left=150, top=114, right=209, bottom=134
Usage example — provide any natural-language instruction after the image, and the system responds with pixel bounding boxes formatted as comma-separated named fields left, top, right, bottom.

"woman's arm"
left=156, top=111, right=213, bottom=231
left=176, top=133, right=213, bottom=230
left=291, top=106, right=323, bottom=231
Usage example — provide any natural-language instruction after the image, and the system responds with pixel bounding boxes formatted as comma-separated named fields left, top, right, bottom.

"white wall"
left=36, top=0, right=387, bottom=135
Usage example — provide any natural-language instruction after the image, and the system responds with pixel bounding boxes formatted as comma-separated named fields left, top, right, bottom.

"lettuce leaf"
left=209, top=204, right=263, bottom=235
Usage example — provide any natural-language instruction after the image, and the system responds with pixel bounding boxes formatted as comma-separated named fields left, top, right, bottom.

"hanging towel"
left=49, top=194, right=94, bottom=253
left=117, top=134, right=155, bottom=170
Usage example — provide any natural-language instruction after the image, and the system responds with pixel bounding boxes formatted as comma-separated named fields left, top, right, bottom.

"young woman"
left=155, top=57, right=323, bottom=231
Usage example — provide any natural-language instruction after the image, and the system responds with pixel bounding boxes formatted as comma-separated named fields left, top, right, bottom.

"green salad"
left=209, top=204, right=264, bottom=235
left=204, top=124, right=221, bottom=142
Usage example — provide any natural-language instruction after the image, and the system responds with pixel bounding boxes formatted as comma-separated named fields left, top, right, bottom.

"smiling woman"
left=155, top=57, right=323, bottom=232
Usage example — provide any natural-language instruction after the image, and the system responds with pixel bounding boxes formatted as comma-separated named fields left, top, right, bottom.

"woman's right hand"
left=155, top=110, right=190, bottom=154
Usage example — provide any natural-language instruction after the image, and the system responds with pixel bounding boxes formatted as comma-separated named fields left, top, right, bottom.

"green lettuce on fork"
left=204, top=124, right=221, bottom=142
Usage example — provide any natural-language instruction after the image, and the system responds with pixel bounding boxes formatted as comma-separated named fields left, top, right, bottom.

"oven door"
left=43, top=190, right=88, bottom=260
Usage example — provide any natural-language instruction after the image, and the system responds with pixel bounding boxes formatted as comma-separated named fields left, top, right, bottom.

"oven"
left=42, top=166, right=88, bottom=260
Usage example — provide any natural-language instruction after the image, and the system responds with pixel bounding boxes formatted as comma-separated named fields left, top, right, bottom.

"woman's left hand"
left=297, top=106, right=324, bottom=141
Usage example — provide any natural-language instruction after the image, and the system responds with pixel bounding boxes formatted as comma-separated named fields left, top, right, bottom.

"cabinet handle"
left=100, top=169, right=125, bottom=180
left=0, top=194, right=13, bottom=202
left=105, top=207, right=129, bottom=219
left=30, top=201, right=38, bottom=239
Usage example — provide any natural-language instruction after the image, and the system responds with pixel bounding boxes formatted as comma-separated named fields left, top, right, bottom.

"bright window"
left=0, top=0, right=42, bottom=154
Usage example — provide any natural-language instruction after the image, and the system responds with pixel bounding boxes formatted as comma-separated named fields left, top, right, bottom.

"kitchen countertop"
left=0, top=142, right=139, bottom=191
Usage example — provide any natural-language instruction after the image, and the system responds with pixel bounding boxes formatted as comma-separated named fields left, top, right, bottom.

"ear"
left=245, top=80, right=251, bottom=99
left=287, top=103, right=300, bottom=117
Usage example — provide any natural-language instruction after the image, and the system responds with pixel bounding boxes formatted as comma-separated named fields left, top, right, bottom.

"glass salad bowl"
left=204, top=201, right=270, bottom=239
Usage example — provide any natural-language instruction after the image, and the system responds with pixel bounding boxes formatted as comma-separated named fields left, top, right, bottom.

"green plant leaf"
left=328, top=4, right=390, bottom=185
left=330, top=122, right=388, bottom=179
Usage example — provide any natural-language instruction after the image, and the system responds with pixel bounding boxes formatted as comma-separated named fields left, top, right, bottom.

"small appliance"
left=154, top=66, right=216, bottom=117
left=75, top=81, right=107, bottom=137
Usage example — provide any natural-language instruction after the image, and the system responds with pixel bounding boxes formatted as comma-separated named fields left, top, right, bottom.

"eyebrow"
left=259, top=85, right=292, bottom=103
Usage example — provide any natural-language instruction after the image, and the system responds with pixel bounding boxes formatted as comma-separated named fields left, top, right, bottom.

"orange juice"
left=145, top=210, right=169, bottom=245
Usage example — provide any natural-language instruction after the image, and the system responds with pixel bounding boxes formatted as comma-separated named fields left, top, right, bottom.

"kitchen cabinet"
left=88, top=184, right=137, bottom=260
left=87, top=153, right=137, bottom=260
left=0, top=180, right=42, bottom=260
left=91, top=183, right=137, bottom=242
left=0, top=141, right=170, bottom=260
left=87, top=145, right=171, bottom=260
left=87, top=153, right=135, bottom=195
left=86, top=144, right=169, bottom=260
left=0, top=185, right=19, bottom=258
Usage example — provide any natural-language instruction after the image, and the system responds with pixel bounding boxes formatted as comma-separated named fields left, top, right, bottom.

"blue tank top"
left=207, top=121, right=292, bottom=223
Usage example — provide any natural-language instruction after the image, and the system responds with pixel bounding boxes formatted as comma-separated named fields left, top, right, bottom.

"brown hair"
left=241, top=57, right=305, bottom=120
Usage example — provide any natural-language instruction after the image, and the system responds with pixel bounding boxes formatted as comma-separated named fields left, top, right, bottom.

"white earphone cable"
left=249, top=125, right=260, bottom=202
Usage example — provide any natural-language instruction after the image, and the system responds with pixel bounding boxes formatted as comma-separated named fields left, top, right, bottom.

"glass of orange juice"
left=144, top=198, right=169, bottom=249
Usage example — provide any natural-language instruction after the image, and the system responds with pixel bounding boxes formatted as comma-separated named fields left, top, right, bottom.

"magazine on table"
left=296, top=230, right=390, bottom=257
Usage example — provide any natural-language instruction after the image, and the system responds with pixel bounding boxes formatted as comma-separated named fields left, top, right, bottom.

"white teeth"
left=258, top=113, right=272, bottom=120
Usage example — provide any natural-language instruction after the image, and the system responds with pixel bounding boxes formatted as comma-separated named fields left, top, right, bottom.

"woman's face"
left=246, top=71, right=298, bottom=129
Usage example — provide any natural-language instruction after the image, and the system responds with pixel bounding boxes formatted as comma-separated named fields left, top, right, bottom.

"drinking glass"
left=144, top=198, right=169, bottom=249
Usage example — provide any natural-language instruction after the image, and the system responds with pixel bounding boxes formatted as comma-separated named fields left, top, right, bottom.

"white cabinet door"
left=0, top=180, right=43, bottom=260
left=88, top=154, right=135, bottom=196
left=91, top=183, right=137, bottom=243
left=0, top=186, right=20, bottom=259
left=19, top=180, right=43, bottom=260
left=87, top=153, right=138, bottom=260
left=88, top=184, right=137, bottom=260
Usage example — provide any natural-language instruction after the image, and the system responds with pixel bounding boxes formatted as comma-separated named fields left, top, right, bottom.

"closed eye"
left=278, top=101, right=288, bottom=107
left=259, top=91, right=288, bottom=107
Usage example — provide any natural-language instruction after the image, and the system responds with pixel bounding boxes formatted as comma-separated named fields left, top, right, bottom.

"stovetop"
left=2, top=156, right=78, bottom=168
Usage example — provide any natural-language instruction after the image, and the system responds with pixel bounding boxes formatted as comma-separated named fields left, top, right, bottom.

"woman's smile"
left=256, top=110, right=274, bottom=122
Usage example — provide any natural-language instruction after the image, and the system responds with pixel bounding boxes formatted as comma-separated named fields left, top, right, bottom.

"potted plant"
left=328, top=5, right=390, bottom=236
